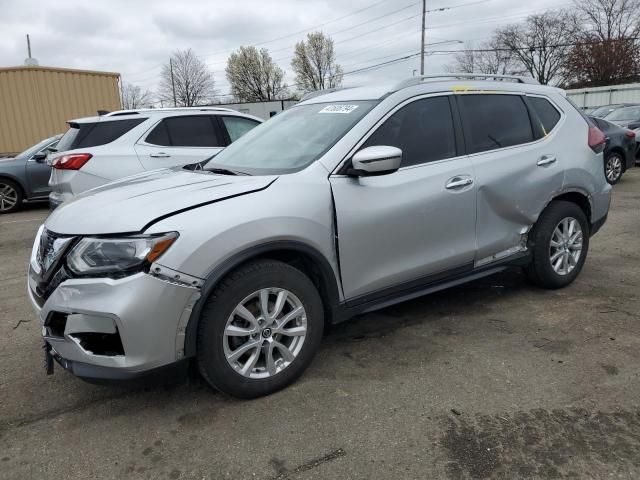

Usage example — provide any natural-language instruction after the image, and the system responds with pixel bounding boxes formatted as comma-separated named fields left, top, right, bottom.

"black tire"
left=525, top=200, right=590, bottom=289
left=197, top=259, right=324, bottom=398
left=604, top=152, right=623, bottom=185
left=0, top=178, right=23, bottom=214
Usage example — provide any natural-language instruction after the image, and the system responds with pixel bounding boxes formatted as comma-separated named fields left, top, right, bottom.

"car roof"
left=298, top=74, right=561, bottom=105
left=68, top=107, right=262, bottom=124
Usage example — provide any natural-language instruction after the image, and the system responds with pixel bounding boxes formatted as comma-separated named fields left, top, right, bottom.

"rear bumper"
left=48, top=191, right=73, bottom=210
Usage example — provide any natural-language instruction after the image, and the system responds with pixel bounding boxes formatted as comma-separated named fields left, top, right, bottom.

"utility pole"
left=26, top=34, right=32, bottom=58
left=169, top=57, right=177, bottom=107
left=420, top=0, right=426, bottom=75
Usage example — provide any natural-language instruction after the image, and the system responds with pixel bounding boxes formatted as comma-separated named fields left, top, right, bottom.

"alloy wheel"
left=0, top=183, right=18, bottom=212
left=605, top=154, right=622, bottom=183
left=223, top=288, right=307, bottom=379
left=548, top=217, right=583, bottom=276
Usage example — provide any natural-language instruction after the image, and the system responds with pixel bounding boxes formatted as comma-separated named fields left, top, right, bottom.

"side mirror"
left=32, top=152, right=47, bottom=163
left=348, top=146, right=401, bottom=177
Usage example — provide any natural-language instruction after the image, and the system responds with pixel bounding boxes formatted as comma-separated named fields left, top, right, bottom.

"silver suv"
left=48, top=107, right=261, bottom=208
left=28, top=74, right=611, bottom=398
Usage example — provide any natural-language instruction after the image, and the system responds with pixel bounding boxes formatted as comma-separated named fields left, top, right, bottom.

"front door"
left=330, top=95, right=477, bottom=300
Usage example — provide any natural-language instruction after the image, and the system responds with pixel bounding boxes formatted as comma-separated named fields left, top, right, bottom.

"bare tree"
left=496, top=10, right=580, bottom=84
left=291, top=32, right=343, bottom=92
left=121, top=82, right=153, bottom=109
left=446, top=38, right=523, bottom=75
left=564, top=0, right=640, bottom=86
left=226, top=46, right=288, bottom=102
left=159, top=49, right=216, bottom=107
left=575, top=0, right=640, bottom=40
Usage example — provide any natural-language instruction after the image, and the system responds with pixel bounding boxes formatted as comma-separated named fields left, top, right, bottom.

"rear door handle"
left=150, top=152, right=171, bottom=158
left=537, top=155, right=556, bottom=166
left=445, top=177, right=474, bottom=189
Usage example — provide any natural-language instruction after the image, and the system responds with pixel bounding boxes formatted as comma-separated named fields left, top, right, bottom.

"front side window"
left=207, top=101, right=377, bottom=175
left=221, top=116, right=260, bottom=142
left=459, top=94, right=534, bottom=154
left=362, top=96, right=456, bottom=167
left=146, top=116, right=222, bottom=147
left=529, top=97, right=561, bottom=134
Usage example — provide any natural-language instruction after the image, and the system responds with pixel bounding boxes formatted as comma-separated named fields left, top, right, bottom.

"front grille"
left=31, top=229, right=76, bottom=302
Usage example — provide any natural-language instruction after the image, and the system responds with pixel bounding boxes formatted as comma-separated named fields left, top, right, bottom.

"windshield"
left=206, top=101, right=377, bottom=174
left=605, top=106, right=640, bottom=121
left=15, top=136, right=59, bottom=159
left=590, top=106, right=617, bottom=118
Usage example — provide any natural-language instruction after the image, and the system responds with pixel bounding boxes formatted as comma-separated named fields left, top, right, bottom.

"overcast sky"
left=1, top=0, right=567, bottom=101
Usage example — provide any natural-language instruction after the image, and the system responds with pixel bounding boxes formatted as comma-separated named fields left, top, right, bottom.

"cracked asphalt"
left=1, top=169, right=639, bottom=480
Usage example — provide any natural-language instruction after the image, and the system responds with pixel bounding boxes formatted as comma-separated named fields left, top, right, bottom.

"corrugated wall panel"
left=0, top=66, right=121, bottom=155
left=566, top=83, right=640, bottom=108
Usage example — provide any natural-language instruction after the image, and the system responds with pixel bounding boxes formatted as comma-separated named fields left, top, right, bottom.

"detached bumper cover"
left=29, top=271, right=201, bottom=378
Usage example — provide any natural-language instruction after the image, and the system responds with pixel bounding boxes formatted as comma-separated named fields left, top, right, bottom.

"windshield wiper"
left=208, top=167, right=250, bottom=176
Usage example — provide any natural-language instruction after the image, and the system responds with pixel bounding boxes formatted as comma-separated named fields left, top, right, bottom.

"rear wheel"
left=604, top=152, right=623, bottom=184
left=525, top=201, right=589, bottom=289
left=197, top=260, right=324, bottom=398
left=0, top=179, right=22, bottom=214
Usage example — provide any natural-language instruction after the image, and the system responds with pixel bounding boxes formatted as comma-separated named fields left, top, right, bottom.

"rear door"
left=457, top=93, right=565, bottom=267
left=135, top=115, right=225, bottom=170
left=330, top=94, right=477, bottom=300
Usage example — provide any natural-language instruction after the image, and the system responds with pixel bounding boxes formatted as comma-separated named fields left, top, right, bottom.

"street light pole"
left=420, top=0, right=426, bottom=75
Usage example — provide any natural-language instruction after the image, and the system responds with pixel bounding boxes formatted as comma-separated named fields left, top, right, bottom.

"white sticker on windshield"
left=319, top=104, right=359, bottom=114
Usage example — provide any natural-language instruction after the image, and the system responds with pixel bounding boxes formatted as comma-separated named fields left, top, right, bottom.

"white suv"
left=48, top=108, right=262, bottom=208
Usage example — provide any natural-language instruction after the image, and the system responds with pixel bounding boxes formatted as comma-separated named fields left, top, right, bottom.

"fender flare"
left=183, top=240, right=341, bottom=357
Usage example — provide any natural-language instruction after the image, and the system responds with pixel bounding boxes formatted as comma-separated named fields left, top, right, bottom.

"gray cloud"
left=1, top=0, right=565, bottom=97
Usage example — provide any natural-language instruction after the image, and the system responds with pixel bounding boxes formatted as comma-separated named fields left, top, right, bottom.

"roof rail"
left=104, top=107, right=235, bottom=116
left=394, top=73, right=540, bottom=91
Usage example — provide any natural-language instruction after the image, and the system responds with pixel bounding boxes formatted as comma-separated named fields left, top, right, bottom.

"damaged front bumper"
left=29, top=269, right=201, bottom=381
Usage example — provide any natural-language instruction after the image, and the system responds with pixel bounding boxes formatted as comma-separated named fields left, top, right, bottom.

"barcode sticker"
left=318, top=105, right=359, bottom=114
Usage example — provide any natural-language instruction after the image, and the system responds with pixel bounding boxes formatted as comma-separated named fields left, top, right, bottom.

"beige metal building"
left=0, top=66, right=121, bottom=155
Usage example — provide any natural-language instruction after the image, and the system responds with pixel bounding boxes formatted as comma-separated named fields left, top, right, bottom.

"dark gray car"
left=0, top=134, right=61, bottom=213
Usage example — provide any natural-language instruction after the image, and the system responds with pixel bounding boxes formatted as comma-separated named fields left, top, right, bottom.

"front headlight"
left=67, top=232, right=178, bottom=275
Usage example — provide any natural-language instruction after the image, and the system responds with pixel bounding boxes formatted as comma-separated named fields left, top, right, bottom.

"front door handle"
left=150, top=152, right=171, bottom=158
left=537, top=155, right=556, bottom=166
left=445, top=177, right=474, bottom=189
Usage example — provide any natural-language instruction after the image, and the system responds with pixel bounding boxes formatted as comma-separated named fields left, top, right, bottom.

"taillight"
left=52, top=153, right=92, bottom=170
left=625, top=130, right=636, bottom=139
left=588, top=126, right=606, bottom=153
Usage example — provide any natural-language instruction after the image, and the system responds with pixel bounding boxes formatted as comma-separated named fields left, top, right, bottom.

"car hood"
left=45, top=168, right=278, bottom=235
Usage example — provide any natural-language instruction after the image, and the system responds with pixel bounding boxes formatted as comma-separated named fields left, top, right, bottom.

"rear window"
left=529, top=97, right=561, bottom=134
left=459, top=94, right=534, bottom=154
left=56, top=118, right=146, bottom=151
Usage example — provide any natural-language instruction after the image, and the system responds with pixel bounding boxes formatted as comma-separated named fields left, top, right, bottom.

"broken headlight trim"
left=66, top=232, right=178, bottom=276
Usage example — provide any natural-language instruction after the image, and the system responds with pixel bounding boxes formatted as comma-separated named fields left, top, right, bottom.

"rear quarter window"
left=57, top=118, right=146, bottom=151
left=529, top=97, right=561, bottom=134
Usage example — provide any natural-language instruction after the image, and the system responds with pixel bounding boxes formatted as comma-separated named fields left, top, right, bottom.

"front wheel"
left=197, top=260, right=324, bottom=398
left=604, top=152, right=623, bottom=185
left=0, top=179, right=23, bottom=214
left=525, top=201, right=590, bottom=289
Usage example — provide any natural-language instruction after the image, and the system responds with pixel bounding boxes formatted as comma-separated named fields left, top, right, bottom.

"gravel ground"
left=1, top=169, right=639, bottom=480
